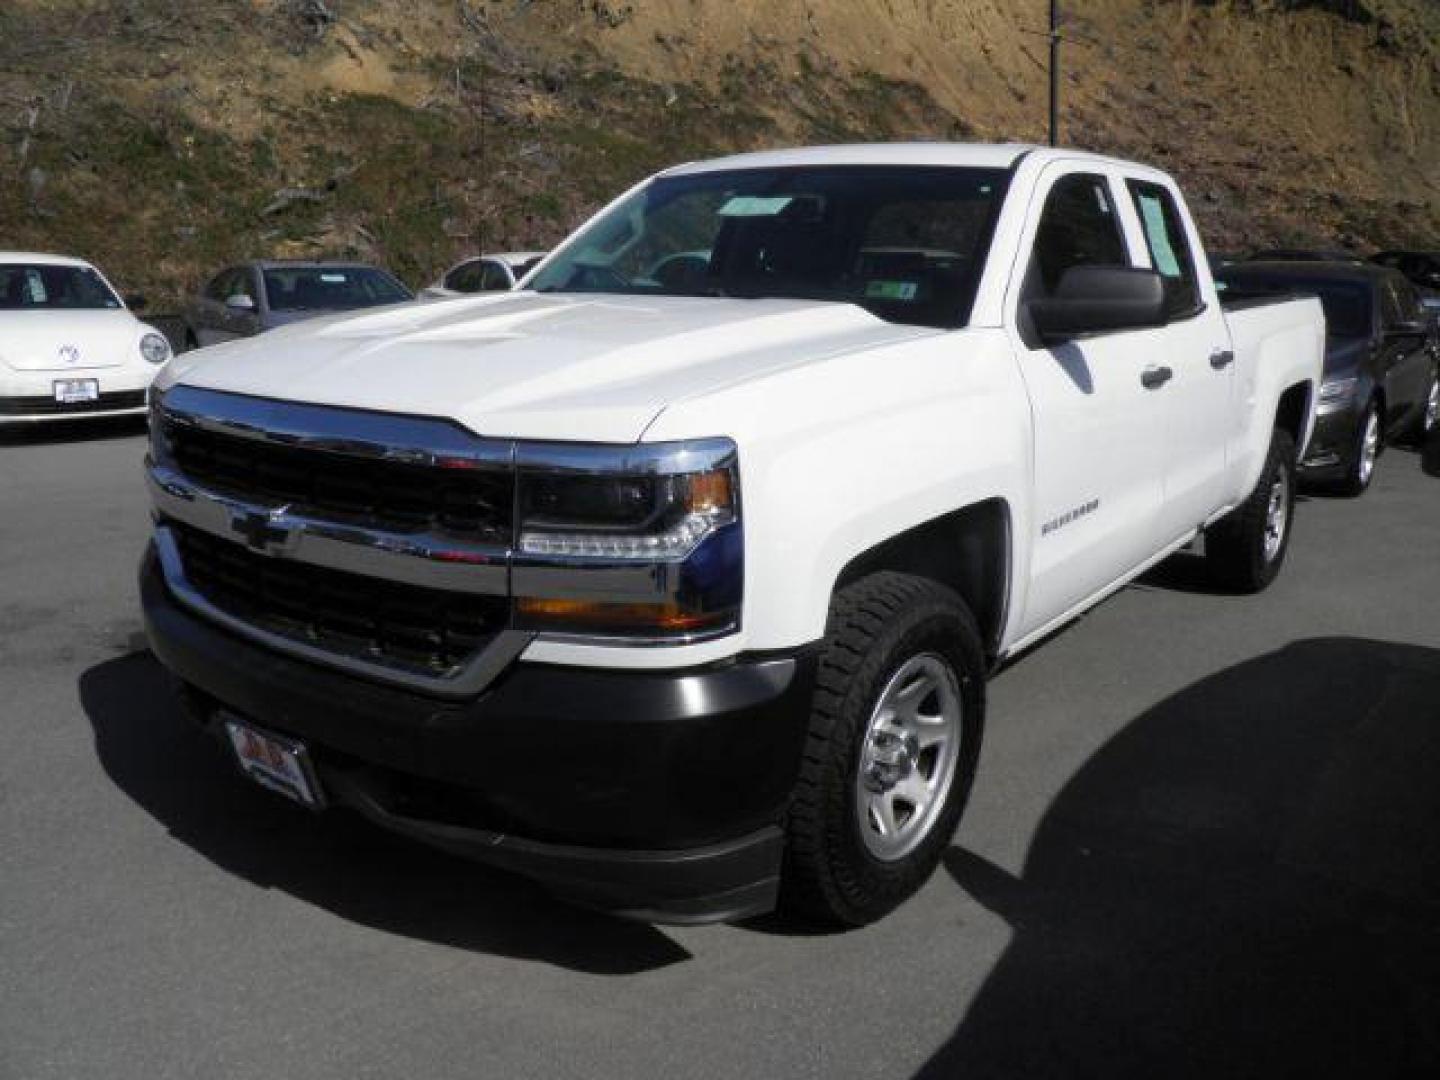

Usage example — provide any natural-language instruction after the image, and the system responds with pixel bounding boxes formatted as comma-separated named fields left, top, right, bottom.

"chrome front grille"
left=149, top=385, right=530, bottom=697
left=163, top=413, right=513, bottom=544
left=171, top=522, right=508, bottom=675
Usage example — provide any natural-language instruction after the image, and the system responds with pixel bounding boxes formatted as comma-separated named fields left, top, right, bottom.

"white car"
left=417, top=251, right=547, bottom=300
left=142, top=144, right=1323, bottom=926
left=1, top=253, right=172, bottom=424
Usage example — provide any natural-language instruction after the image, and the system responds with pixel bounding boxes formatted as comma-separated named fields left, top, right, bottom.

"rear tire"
left=780, top=572, right=985, bottom=927
left=183, top=329, right=199, bottom=352
left=1206, top=428, right=1296, bottom=593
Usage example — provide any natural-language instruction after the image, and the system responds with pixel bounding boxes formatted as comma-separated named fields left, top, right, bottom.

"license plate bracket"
left=53, top=378, right=99, bottom=404
left=223, top=714, right=325, bottom=810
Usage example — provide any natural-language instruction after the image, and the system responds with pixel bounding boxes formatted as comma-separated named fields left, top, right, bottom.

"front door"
left=1007, top=166, right=1170, bottom=637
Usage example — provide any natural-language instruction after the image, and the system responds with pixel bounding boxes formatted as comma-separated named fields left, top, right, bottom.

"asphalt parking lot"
left=3, top=420, right=1438, bottom=1079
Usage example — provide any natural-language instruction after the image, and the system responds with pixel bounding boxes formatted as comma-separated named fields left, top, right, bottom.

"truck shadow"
left=918, top=637, right=1440, bottom=1078
left=79, top=651, right=691, bottom=974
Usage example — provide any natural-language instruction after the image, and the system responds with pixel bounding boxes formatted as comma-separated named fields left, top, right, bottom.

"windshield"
left=262, top=267, right=413, bottom=312
left=1218, top=272, right=1373, bottom=338
left=0, top=264, right=122, bottom=310
left=527, top=166, right=1011, bottom=329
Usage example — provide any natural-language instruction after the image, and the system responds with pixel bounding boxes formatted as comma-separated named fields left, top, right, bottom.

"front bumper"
left=1, top=369, right=152, bottom=423
left=140, top=545, right=816, bottom=923
left=1299, top=404, right=1363, bottom=480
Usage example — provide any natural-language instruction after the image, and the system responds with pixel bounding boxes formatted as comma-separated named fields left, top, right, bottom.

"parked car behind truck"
left=141, top=144, right=1323, bottom=926
left=1217, top=261, right=1439, bottom=494
left=418, top=251, right=547, bottom=300
left=1, top=252, right=171, bottom=424
left=180, top=260, right=412, bottom=349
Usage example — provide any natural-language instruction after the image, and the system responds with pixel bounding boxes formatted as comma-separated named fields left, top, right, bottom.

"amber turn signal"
left=686, top=468, right=734, bottom=514
left=517, top=597, right=730, bottom=634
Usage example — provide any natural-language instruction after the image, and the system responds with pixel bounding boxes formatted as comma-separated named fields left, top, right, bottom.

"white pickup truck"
left=142, top=143, right=1323, bottom=926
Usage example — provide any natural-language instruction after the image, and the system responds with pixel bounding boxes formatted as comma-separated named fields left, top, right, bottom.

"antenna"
left=1049, top=0, right=1060, bottom=147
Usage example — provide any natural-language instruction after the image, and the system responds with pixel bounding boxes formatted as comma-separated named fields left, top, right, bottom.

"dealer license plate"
left=53, top=378, right=99, bottom=403
left=223, top=714, right=325, bottom=809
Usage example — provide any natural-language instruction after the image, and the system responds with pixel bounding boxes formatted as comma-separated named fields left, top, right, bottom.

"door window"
left=204, top=270, right=234, bottom=302
left=445, top=260, right=484, bottom=293
left=479, top=260, right=511, bottom=291
left=1126, top=180, right=1201, bottom=318
left=1024, top=173, right=1130, bottom=301
left=233, top=268, right=258, bottom=304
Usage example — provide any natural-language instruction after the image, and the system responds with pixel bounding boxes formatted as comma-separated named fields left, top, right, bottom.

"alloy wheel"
left=1263, top=466, right=1290, bottom=563
left=855, top=653, right=963, bottom=862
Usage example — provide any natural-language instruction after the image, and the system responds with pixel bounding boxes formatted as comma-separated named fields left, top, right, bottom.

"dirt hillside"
left=2, top=0, right=1437, bottom=303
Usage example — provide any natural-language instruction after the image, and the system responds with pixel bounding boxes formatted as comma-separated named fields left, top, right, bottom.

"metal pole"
left=1049, top=0, right=1059, bottom=146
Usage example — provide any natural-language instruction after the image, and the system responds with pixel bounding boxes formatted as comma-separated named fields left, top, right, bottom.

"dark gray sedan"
left=180, top=261, right=413, bottom=349
left=1217, top=261, right=1440, bottom=495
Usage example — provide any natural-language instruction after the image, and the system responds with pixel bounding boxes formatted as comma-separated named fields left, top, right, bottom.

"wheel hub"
left=853, top=653, right=963, bottom=862
left=861, top=730, right=921, bottom=793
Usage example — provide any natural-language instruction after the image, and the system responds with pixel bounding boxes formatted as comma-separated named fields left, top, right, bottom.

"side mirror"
left=1027, top=266, right=1167, bottom=344
left=225, top=294, right=256, bottom=312
left=125, top=293, right=148, bottom=311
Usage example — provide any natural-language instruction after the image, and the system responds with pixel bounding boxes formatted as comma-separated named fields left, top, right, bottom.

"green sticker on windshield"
left=865, top=280, right=919, bottom=301
left=717, top=196, right=794, bottom=218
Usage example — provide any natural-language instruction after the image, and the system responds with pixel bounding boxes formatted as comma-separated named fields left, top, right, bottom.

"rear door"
left=1007, top=165, right=1170, bottom=635
left=1121, top=177, right=1236, bottom=535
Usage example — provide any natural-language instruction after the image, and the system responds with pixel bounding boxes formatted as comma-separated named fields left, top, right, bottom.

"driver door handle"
left=1141, top=365, right=1174, bottom=390
left=1209, top=349, right=1234, bottom=370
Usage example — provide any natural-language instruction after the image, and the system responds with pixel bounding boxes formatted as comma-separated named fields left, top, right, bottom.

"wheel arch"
left=832, top=499, right=1012, bottom=661
left=1274, top=381, right=1313, bottom=451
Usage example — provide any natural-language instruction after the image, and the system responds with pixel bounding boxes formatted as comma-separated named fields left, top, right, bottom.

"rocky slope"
left=2, top=0, right=1437, bottom=302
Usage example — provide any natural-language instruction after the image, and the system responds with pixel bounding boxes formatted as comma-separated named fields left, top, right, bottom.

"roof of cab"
left=661, top=142, right=1160, bottom=177
left=0, top=251, right=93, bottom=267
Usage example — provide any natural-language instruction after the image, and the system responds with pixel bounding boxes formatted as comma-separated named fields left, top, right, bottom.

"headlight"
left=519, top=468, right=735, bottom=559
left=1317, top=376, right=1359, bottom=414
left=512, top=438, right=742, bottom=641
left=140, top=332, right=172, bottom=365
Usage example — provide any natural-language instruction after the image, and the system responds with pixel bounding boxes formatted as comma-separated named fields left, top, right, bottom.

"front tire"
left=1414, top=367, right=1439, bottom=445
left=1337, top=399, right=1382, bottom=497
left=1206, top=428, right=1297, bottom=593
left=780, top=572, right=986, bottom=927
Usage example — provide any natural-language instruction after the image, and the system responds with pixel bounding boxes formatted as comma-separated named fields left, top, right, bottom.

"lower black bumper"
left=140, top=546, right=816, bottom=923
left=1299, top=406, right=1361, bottom=481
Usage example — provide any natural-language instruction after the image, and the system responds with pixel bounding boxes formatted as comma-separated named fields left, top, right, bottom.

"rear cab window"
left=1126, top=179, right=1202, bottom=319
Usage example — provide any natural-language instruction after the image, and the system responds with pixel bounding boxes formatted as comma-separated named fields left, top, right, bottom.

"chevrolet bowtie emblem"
left=231, top=507, right=295, bottom=554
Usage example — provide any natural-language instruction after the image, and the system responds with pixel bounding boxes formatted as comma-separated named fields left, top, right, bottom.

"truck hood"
left=166, top=292, right=938, bottom=442
left=0, top=309, right=146, bottom=371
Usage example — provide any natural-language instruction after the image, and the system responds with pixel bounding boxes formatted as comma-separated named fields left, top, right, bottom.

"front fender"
left=648, top=329, right=1032, bottom=651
